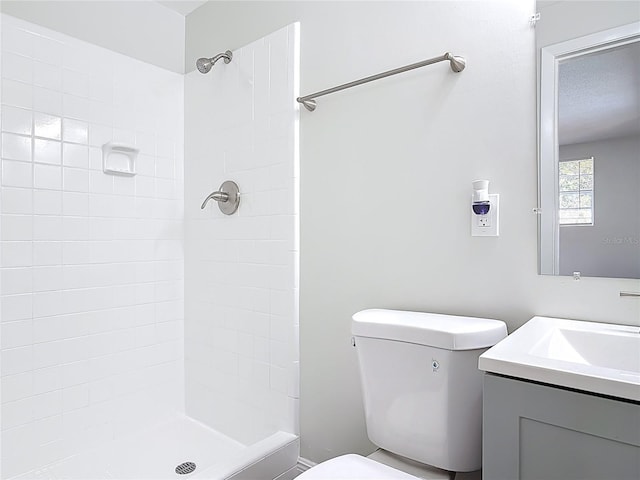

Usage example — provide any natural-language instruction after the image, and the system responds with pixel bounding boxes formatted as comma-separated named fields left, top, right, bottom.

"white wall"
left=0, top=0, right=185, bottom=74
left=183, top=24, right=299, bottom=446
left=0, top=14, right=184, bottom=478
left=559, top=135, right=640, bottom=278
left=536, top=0, right=640, bottom=48
left=186, top=0, right=640, bottom=464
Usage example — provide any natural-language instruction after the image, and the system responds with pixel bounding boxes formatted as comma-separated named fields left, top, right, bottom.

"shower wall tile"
left=0, top=14, right=185, bottom=479
left=2, top=106, right=33, bottom=136
left=184, top=23, right=299, bottom=446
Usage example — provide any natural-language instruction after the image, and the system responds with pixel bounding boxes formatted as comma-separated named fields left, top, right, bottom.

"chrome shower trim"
left=201, top=180, right=240, bottom=215
left=196, top=50, right=233, bottom=74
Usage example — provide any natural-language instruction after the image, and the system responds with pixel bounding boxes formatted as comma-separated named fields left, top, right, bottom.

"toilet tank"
left=352, top=309, right=507, bottom=473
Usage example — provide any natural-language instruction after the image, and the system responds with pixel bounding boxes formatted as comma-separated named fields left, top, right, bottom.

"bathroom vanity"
left=479, top=317, right=640, bottom=480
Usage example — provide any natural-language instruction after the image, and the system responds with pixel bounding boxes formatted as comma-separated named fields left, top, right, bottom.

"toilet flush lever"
left=201, top=180, right=240, bottom=215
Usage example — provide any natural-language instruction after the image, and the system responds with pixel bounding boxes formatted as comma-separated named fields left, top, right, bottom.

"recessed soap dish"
left=102, top=143, right=138, bottom=176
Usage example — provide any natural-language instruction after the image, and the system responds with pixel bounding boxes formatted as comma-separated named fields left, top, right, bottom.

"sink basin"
left=479, top=316, right=640, bottom=401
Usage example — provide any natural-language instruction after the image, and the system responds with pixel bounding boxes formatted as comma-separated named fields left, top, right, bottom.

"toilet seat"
left=298, top=454, right=421, bottom=479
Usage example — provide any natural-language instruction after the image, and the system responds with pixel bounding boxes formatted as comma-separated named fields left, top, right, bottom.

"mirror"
left=537, top=1, right=640, bottom=279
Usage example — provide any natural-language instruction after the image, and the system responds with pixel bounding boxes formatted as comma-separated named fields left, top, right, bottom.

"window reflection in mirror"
left=536, top=1, right=640, bottom=279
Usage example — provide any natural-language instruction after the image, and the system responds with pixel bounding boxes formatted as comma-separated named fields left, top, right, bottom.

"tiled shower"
left=184, top=24, right=300, bottom=445
left=0, top=12, right=299, bottom=480
left=0, top=15, right=185, bottom=477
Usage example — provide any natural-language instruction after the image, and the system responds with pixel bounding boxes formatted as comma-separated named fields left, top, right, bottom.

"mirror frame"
left=538, top=21, right=640, bottom=275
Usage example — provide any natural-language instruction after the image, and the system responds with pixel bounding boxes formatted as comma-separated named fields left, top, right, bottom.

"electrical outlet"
left=471, top=194, right=499, bottom=236
left=478, top=216, right=490, bottom=227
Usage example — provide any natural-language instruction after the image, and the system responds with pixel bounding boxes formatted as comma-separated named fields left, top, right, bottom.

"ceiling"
left=558, top=41, right=640, bottom=146
left=156, top=1, right=208, bottom=16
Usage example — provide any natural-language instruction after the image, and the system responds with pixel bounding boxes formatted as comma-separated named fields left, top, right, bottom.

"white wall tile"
left=2, top=79, right=33, bottom=109
left=1, top=268, right=33, bottom=295
left=1, top=14, right=184, bottom=477
left=32, top=290, right=64, bottom=318
left=1, top=372, right=34, bottom=403
left=34, top=139, right=62, bottom=165
left=1, top=187, right=32, bottom=214
left=63, top=167, right=89, bottom=192
left=34, top=112, right=62, bottom=140
left=1, top=320, right=33, bottom=349
left=2, top=51, right=33, bottom=84
left=33, top=190, right=62, bottom=215
left=33, top=61, right=63, bottom=91
left=2, top=160, right=33, bottom=188
left=1, top=346, right=34, bottom=376
left=62, top=143, right=89, bottom=168
left=33, top=163, right=62, bottom=190
left=89, top=75, right=113, bottom=103
left=1, top=241, right=33, bottom=267
left=135, top=155, right=155, bottom=177
left=2, top=397, right=34, bottom=429
left=1, top=25, right=34, bottom=58
left=62, top=191, right=89, bottom=216
left=62, top=217, right=89, bottom=241
left=62, top=69, right=90, bottom=98
left=1, top=294, right=33, bottom=322
left=90, top=100, right=115, bottom=127
left=33, top=390, right=63, bottom=420
left=33, top=216, right=63, bottom=241
left=62, top=384, right=89, bottom=412
left=2, top=106, right=33, bottom=136
left=1, top=215, right=33, bottom=241
left=33, top=366, right=62, bottom=395
left=34, top=414, right=63, bottom=445
left=33, top=241, right=62, bottom=266
left=33, top=85, right=63, bottom=116
left=63, top=44, right=92, bottom=73
left=88, top=124, right=112, bottom=147
left=32, top=266, right=63, bottom=292
left=33, top=35, right=63, bottom=66
left=135, top=176, right=155, bottom=197
left=113, top=175, right=135, bottom=196
left=63, top=94, right=90, bottom=121
left=89, top=172, right=113, bottom=194
left=62, top=119, right=88, bottom=145
left=2, top=133, right=32, bottom=162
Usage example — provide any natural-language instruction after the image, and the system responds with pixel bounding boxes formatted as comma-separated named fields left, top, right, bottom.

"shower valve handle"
left=200, top=181, right=240, bottom=215
left=201, top=191, right=229, bottom=207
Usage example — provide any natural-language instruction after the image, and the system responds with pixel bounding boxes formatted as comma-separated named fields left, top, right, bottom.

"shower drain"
left=175, top=462, right=197, bottom=475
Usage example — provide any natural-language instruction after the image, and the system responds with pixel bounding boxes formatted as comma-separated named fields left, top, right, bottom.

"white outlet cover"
left=471, top=194, right=499, bottom=236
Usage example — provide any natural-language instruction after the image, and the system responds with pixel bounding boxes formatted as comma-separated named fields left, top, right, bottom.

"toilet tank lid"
left=352, top=309, right=507, bottom=350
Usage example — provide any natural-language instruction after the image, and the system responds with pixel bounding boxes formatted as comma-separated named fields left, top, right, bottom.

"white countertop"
left=479, top=316, right=640, bottom=402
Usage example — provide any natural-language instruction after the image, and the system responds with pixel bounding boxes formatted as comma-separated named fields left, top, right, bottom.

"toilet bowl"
left=297, top=454, right=420, bottom=479
left=300, top=309, right=507, bottom=479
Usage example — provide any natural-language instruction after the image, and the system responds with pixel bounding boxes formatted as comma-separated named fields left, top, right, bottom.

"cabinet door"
left=482, top=374, right=640, bottom=480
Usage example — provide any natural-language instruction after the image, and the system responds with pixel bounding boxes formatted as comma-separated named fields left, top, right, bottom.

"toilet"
left=299, top=309, right=507, bottom=479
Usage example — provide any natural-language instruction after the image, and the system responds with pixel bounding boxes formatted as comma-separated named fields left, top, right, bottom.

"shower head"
left=196, top=50, right=233, bottom=74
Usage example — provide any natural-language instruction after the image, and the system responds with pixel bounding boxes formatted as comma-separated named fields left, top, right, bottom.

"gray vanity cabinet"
left=482, top=373, right=640, bottom=480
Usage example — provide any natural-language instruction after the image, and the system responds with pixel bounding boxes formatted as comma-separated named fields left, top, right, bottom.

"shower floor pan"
left=14, top=415, right=299, bottom=480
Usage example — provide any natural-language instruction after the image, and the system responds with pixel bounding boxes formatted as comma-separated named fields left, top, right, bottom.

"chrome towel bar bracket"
left=201, top=180, right=240, bottom=215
